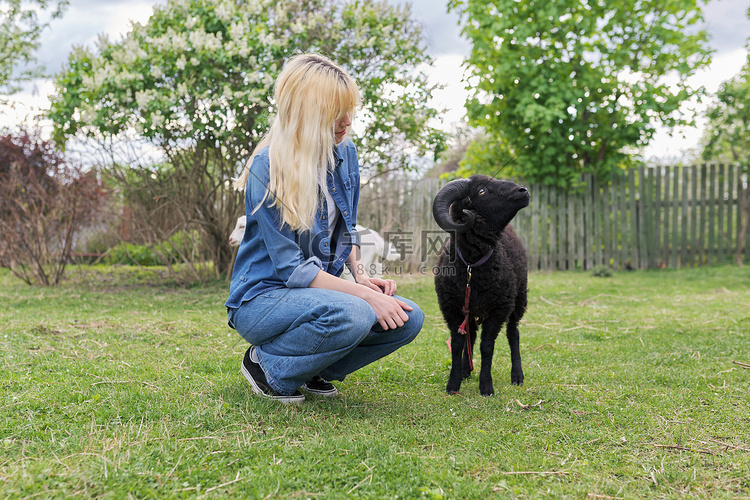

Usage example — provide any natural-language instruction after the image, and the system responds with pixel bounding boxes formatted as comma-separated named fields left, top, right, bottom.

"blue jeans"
left=227, top=288, right=424, bottom=395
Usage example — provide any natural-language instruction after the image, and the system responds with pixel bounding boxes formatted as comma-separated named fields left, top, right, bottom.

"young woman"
left=226, top=54, right=424, bottom=403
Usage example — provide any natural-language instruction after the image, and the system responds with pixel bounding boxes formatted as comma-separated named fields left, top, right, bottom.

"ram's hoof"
left=446, top=381, right=462, bottom=394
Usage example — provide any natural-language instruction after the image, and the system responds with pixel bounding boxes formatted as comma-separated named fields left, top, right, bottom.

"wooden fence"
left=357, top=164, right=749, bottom=272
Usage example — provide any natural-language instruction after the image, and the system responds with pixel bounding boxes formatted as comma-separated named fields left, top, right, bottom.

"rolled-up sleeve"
left=247, top=159, right=323, bottom=288
left=349, top=225, right=360, bottom=248
left=286, top=256, right=323, bottom=287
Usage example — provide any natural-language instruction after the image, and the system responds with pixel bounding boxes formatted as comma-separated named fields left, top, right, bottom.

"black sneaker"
left=241, top=347, right=305, bottom=404
left=302, top=375, right=338, bottom=397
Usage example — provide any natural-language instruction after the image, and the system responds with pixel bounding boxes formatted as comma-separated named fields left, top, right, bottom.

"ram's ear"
left=462, top=196, right=473, bottom=208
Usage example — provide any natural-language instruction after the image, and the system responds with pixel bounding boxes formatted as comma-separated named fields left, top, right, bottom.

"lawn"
left=1, top=264, right=749, bottom=499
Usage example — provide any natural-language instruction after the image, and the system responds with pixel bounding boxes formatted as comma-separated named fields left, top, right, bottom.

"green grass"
left=1, top=264, right=749, bottom=499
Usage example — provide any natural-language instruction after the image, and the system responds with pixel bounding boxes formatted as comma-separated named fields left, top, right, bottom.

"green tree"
left=702, top=57, right=750, bottom=266
left=702, top=65, right=750, bottom=165
left=49, top=0, right=442, bottom=277
left=0, top=0, right=67, bottom=96
left=448, top=0, right=712, bottom=188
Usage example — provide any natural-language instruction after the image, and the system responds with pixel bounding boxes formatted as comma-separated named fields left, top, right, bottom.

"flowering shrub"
left=49, top=0, right=443, bottom=278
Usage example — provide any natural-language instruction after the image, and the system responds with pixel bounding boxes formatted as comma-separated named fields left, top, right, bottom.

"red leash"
left=457, top=267, right=474, bottom=372
left=454, top=246, right=493, bottom=373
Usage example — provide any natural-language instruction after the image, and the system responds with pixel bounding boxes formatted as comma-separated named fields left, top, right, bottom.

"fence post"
left=607, top=174, right=621, bottom=269
left=653, top=167, right=662, bottom=268
left=717, top=164, right=726, bottom=263
left=617, top=171, right=627, bottom=269
left=549, top=185, right=557, bottom=271
left=567, top=187, right=575, bottom=270
left=727, top=164, right=736, bottom=263
left=692, top=166, right=699, bottom=266
left=591, top=174, right=601, bottom=267
left=530, top=181, right=540, bottom=271
left=707, top=164, right=716, bottom=264
left=670, top=166, right=680, bottom=269
left=660, top=166, right=670, bottom=268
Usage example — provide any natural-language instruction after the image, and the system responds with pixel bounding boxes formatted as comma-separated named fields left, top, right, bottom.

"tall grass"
left=1, top=265, right=748, bottom=498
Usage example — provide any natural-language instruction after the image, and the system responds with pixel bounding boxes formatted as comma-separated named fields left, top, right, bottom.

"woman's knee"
left=398, top=297, right=425, bottom=340
left=400, top=296, right=424, bottom=321
left=318, top=295, right=377, bottom=338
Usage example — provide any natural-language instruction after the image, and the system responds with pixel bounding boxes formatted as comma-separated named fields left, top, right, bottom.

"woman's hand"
left=310, top=270, right=408, bottom=330
left=354, top=274, right=397, bottom=296
left=369, top=276, right=397, bottom=296
left=362, top=288, right=412, bottom=330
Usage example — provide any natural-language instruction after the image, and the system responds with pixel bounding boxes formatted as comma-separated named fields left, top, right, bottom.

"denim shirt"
left=225, top=140, right=361, bottom=310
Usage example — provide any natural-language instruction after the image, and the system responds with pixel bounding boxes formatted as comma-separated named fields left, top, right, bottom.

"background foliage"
left=0, top=130, right=104, bottom=285
left=49, top=0, right=444, bottom=277
left=701, top=30, right=750, bottom=266
left=702, top=58, right=750, bottom=166
left=0, top=0, right=67, bottom=96
left=448, top=0, right=713, bottom=188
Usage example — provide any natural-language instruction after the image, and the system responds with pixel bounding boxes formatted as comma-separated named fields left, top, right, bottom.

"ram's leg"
left=446, top=331, right=466, bottom=394
left=478, top=319, right=502, bottom=396
left=506, top=317, right=524, bottom=386
left=461, top=324, right=476, bottom=380
left=445, top=314, right=468, bottom=394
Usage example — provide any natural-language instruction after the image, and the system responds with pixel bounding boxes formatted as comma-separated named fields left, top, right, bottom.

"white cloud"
left=423, top=54, right=469, bottom=131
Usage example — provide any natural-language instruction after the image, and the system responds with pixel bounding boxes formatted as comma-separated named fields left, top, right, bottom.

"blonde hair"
left=234, top=54, right=361, bottom=231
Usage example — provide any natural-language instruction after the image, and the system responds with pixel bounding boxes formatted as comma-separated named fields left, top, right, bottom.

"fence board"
left=656, top=168, right=663, bottom=266
left=618, top=172, right=628, bottom=269
left=663, top=166, right=669, bottom=267
left=588, top=181, right=595, bottom=270
left=717, top=164, right=725, bottom=262
left=732, top=163, right=742, bottom=262
left=601, top=180, right=611, bottom=267
left=670, top=167, right=681, bottom=268
left=550, top=185, right=557, bottom=270
left=567, top=190, right=575, bottom=270
left=693, top=166, right=700, bottom=266
left=699, top=164, right=707, bottom=265
left=593, top=177, right=603, bottom=267
left=531, top=182, right=540, bottom=270
left=743, top=179, right=749, bottom=256
left=678, top=168, right=690, bottom=267
left=728, top=164, right=735, bottom=259
left=711, top=165, right=717, bottom=263
left=541, top=185, right=550, bottom=271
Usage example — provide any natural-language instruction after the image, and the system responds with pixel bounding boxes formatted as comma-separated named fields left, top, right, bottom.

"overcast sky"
left=6, top=0, right=750, bottom=160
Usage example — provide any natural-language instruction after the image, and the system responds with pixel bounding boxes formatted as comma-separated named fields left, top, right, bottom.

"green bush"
left=591, top=265, right=613, bottom=277
left=104, top=242, right=158, bottom=266
left=104, top=230, right=201, bottom=266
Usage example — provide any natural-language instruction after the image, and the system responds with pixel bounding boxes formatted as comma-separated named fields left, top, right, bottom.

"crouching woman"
left=225, top=54, right=424, bottom=403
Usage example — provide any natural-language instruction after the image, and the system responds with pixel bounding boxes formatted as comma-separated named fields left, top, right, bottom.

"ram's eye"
left=478, top=188, right=486, bottom=196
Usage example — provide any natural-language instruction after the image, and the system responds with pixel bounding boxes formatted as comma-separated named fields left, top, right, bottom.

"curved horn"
left=432, top=179, right=475, bottom=233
